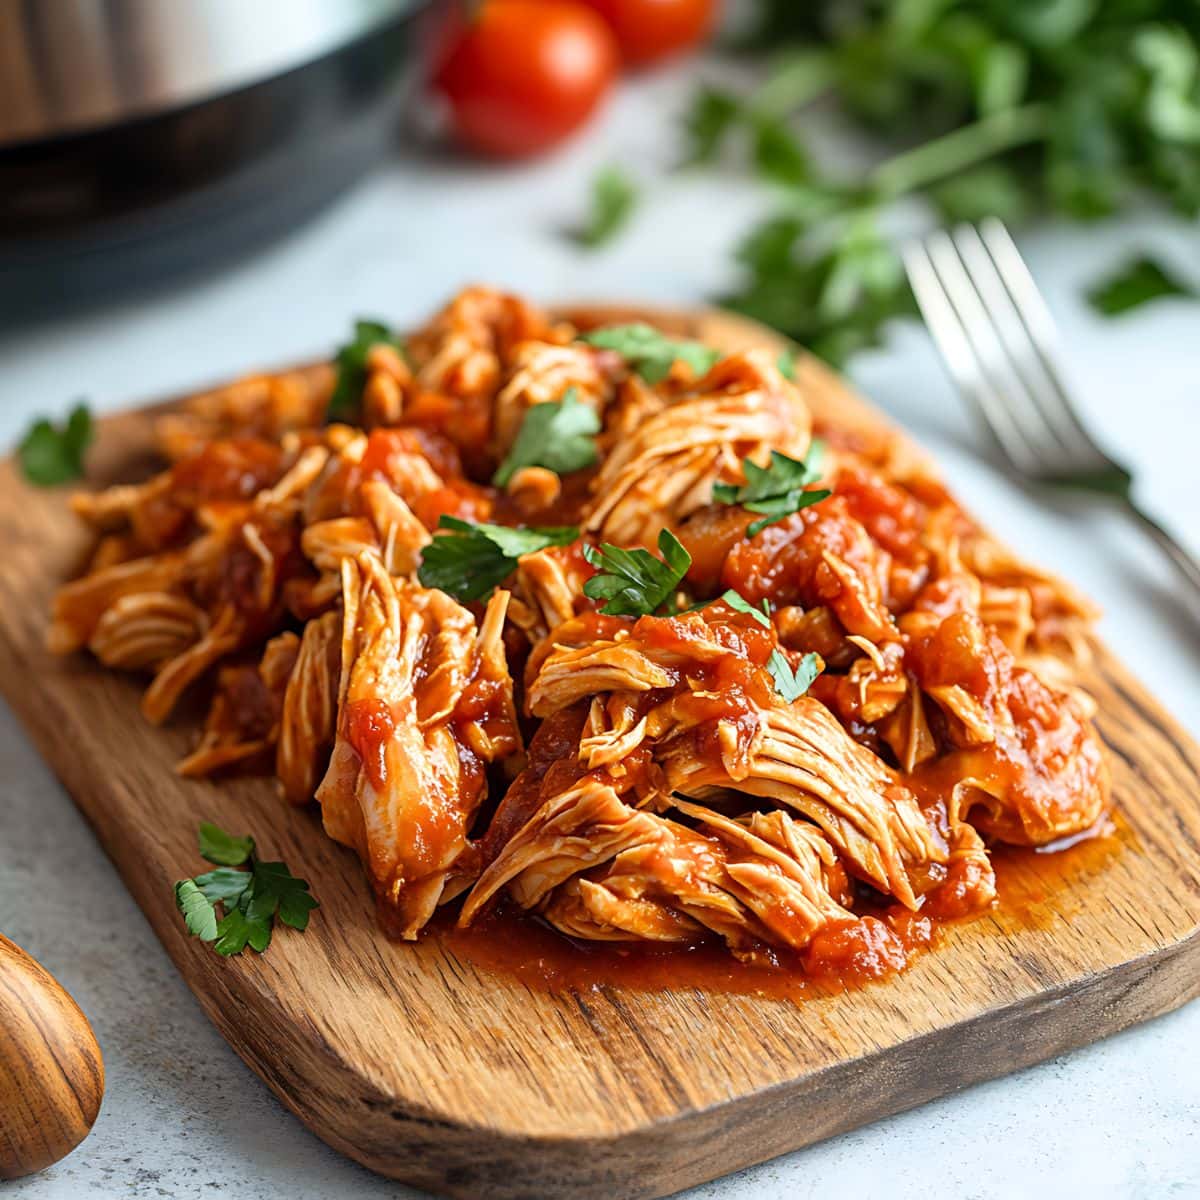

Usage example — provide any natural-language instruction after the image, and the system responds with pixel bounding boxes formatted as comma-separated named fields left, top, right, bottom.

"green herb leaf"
left=580, top=324, right=721, bottom=385
left=328, top=319, right=404, bottom=421
left=419, top=517, right=579, bottom=603
left=583, top=529, right=692, bottom=618
left=681, top=87, right=742, bottom=166
left=198, top=822, right=255, bottom=867
left=695, top=1, right=1200, bottom=362
left=712, top=445, right=831, bottom=536
left=767, top=649, right=821, bottom=702
left=174, top=879, right=219, bottom=943
left=776, top=348, right=798, bottom=380
left=715, top=589, right=771, bottom=627
left=176, top=824, right=316, bottom=957
left=1086, top=256, right=1196, bottom=317
left=18, top=403, right=93, bottom=486
left=492, top=388, right=600, bottom=487
left=751, top=114, right=811, bottom=186
left=576, top=166, right=638, bottom=248
left=243, top=861, right=319, bottom=932
left=723, top=211, right=915, bottom=368
left=213, top=907, right=272, bottom=957
left=193, top=867, right=254, bottom=908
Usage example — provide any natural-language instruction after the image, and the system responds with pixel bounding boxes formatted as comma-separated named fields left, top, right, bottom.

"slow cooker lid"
left=1, top=0, right=424, bottom=149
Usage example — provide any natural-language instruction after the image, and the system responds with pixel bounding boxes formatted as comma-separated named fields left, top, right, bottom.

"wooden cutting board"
left=1, top=308, right=1199, bottom=1200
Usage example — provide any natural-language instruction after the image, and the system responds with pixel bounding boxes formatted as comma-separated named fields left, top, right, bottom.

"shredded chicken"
left=582, top=350, right=811, bottom=548
left=47, top=287, right=1110, bottom=975
left=316, top=553, right=520, bottom=937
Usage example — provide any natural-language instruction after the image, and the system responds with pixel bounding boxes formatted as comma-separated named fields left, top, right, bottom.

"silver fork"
left=902, top=217, right=1200, bottom=604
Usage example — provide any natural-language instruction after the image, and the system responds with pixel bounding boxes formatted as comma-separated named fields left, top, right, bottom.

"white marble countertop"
left=2, top=58, right=1198, bottom=1200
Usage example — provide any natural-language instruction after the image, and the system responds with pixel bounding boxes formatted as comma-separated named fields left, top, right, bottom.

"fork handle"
left=1128, top=502, right=1200, bottom=604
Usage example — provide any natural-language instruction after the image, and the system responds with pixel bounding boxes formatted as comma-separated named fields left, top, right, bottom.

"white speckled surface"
left=1, top=57, right=1198, bottom=1200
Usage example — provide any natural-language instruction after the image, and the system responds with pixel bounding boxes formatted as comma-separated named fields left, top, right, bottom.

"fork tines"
left=901, top=218, right=1110, bottom=481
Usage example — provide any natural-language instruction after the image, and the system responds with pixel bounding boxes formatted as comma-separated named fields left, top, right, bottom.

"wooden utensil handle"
left=0, top=934, right=105, bottom=1180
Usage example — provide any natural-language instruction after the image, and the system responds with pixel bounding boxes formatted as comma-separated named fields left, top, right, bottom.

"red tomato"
left=582, top=0, right=716, bottom=65
left=434, top=1, right=618, bottom=159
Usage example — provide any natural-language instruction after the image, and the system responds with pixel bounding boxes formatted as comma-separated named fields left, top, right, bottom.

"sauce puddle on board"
left=428, top=814, right=1126, bottom=1001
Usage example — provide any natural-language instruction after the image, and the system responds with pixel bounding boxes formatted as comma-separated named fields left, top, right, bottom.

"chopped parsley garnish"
left=492, top=388, right=600, bottom=487
left=174, top=822, right=317, bottom=957
left=583, top=529, right=692, bottom=617
left=697, top=590, right=817, bottom=700
left=714, top=589, right=771, bottom=627
left=18, top=403, right=93, bottom=486
left=580, top=324, right=721, bottom=385
left=776, top=348, right=799, bottom=380
left=575, top=165, right=639, bottom=248
left=418, top=516, right=579, bottom=603
left=767, top=648, right=821, bottom=702
left=328, top=318, right=404, bottom=421
left=712, top=444, right=831, bottom=537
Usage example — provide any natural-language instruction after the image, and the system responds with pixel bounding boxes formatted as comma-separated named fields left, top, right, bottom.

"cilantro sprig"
left=174, top=822, right=317, bottom=957
left=18, top=403, right=93, bottom=486
left=767, top=649, right=822, bottom=702
left=713, top=445, right=831, bottom=537
left=419, top=516, right=579, bottom=602
left=583, top=529, right=692, bottom=617
left=493, top=388, right=600, bottom=487
left=580, top=324, right=721, bottom=385
left=328, top=318, right=404, bottom=421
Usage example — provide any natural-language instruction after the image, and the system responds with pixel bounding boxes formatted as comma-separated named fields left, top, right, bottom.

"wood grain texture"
left=0, top=935, right=104, bottom=1179
left=0, top=307, right=1198, bottom=1199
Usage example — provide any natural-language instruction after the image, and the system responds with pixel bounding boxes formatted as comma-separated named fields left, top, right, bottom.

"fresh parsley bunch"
left=682, top=1, right=1200, bottom=362
left=174, top=822, right=318, bottom=957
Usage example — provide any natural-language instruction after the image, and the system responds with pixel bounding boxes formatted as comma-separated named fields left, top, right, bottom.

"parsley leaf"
left=712, top=445, right=831, bottom=537
left=681, top=87, right=742, bottom=166
left=418, top=516, right=579, bottom=602
left=752, top=112, right=812, bottom=186
left=174, top=880, right=219, bottom=943
left=715, top=589, right=771, bottom=627
left=174, top=822, right=318, bottom=957
left=776, top=348, right=798, bottom=380
left=580, top=324, right=721, bottom=385
left=18, top=403, right=93, bottom=486
left=583, top=529, right=692, bottom=617
left=243, top=861, right=319, bottom=932
left=193, top=867, right=254, bottom=908
left=328, top=319, right=404, bottom=421
left=492, top=388, right=600, bottom=487
left=1086, top=256, right=1197, bottom=317
left=576, top=166, right=638, bottom=248
left=214, top=908, right=272, bottom=957
left=767, top=649, right=821, bottom=702
left=198, top=822, right=255, bottom=866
